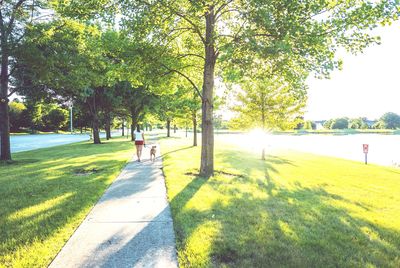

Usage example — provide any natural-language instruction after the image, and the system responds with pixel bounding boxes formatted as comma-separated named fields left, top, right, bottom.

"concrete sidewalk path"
left=49, top=145, right=178, bottom=268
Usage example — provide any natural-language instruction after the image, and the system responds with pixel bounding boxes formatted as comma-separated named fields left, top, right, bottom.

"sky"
left=304, top=21, right=400, bottom=121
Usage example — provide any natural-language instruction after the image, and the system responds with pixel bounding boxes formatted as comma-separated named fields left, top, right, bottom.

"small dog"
left=150, top=146, right=157, bottom=162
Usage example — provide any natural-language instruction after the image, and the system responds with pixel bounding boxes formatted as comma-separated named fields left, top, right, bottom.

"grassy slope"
left=159, top=136, right=400, bottom=267
left=0, top=138, right=133, bottom=267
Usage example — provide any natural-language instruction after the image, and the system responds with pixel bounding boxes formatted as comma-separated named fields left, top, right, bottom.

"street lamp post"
left=70, top=104, right=73, bottom=134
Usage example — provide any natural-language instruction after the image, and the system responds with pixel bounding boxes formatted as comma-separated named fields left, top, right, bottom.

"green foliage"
left=42, top=107, right=69, bottom=132
left=8, top=101, right=27, bottom=132
left=229, top=72, right=307, bottom=131
left=323, top=119, right=333, bottom=129
left=377, top=112, right=400, bottom=129
left=303, top=121, right=316, bottom=130
left=14, top=19, right=104, bottom=99
left=330, top=118, right=349, bottom=129
left=349, top=118, right=369, bottom=129
left=19, top=100, right=45, bottom=133
left=10, top=97, right=70, bottom=133
left=323, top=118, right=350, bottom=129
left=72, top=103, right=92, bottom=131
left=213, top=115, right=228, bottom=130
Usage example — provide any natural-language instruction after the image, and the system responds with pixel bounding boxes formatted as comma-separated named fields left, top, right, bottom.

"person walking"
left=134, top=125, right=145, bottom=162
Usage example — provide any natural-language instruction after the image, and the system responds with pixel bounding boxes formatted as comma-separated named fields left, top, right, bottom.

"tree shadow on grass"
left=0, top=140, right=133, bottom=266
left=168, top=148, right=400, bottom=267
left=71, top=144, right=400, bottom=267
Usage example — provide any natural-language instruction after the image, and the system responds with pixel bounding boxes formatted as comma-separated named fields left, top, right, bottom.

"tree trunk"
left=88, top=93, right=101, bottom=144
left=185, top=123, right=188, bottom=138
left=80, top=127, right=83, bottom=134
left=0, top=43, right=11, bottom=161
left=121, top=120, right=125, bottom=136
left=131, top=123, right=134, bottom=141
left=261, top=94, right=266, bottom=160
left=200, top=6, right=216, bottom=177
left=131, top=114, right=140, bottom=141
left=174, top=124, right=177, bottom=133
left=193, top=112, right=197, bottom=147
left=167, top=119, right=171, bottom=137
left=92, top=114, right=101, bottom=144
left=105, top=115, right=111, bottom=140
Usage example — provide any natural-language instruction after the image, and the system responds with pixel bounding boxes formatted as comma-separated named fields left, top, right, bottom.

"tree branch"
left=215, top=0, right=234, bottom=17
left=253, top=33, right=275, bottom=38
left=7, top=0, right=27, bottom=36
left=216, top=8, right=241, bottom=21
left=176, top=53, right=205, bottom=60
left=7, top=65, right=16, bottom=78
left=10, top=32, right=27, bottom=50
left=138, top=0, right=206, bottom=44
left=299, top=2, right=341, bottom=24
left=174, top=11, right=206, bottom=44
left=7, top=88, right=16, bottom=97
left=160, top=63, right=203, bottom=99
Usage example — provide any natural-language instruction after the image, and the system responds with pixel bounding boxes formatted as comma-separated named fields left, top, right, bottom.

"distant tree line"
left=9, top=99, right=69, bottom=133
left=323, top=112, right=400, bottom=130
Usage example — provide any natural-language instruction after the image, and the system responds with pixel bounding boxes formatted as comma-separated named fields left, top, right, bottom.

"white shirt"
left=134, top=131, right=143, bottom=141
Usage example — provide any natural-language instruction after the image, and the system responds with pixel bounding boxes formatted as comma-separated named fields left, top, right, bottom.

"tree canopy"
left=1, top=0, right=399, bottom=173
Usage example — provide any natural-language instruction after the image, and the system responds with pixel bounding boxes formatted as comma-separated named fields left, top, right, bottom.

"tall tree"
left=378, top=112, right=400, bottom=129
left=230, top=72, right=307, bottom=159
left=116, top=81, right=158, bottom=140
left=0, top=0, right=116, bottom=159
left=0, top=0, right=50, bottom=160
left=120, top=0, right=399, bottom=177
left=0, top=0, right=113, bottom=160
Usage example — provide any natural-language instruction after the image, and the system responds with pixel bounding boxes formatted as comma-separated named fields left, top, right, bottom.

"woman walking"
left=134, top=125, right=145, bottom=162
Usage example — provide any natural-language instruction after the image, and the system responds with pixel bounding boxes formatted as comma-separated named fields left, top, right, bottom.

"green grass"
left=159, top=136, right=400, bottom=267
left=0, top=138, right=133, bottom=267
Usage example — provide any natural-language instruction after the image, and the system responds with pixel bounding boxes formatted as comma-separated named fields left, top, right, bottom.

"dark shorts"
left=135, top=140, right=144, bottom=145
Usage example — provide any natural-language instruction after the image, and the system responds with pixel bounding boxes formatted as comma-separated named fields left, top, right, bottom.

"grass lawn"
left=0, top=138, right=133, bottom=267
left=159, top=135, right=400, bottom=267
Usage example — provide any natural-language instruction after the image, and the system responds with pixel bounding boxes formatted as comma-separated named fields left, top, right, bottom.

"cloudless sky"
left=305, top=21, right=400, bottom=121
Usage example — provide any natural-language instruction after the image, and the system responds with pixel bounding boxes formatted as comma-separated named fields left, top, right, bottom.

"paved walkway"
left=49, top=144, right=178, bottom=268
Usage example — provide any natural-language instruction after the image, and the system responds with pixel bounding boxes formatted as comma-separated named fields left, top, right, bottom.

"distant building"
left=314, top=120, right=325, bottom=130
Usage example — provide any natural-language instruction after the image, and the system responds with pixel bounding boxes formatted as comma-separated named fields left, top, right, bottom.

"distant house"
left=314, top=120, right=325, bottom=130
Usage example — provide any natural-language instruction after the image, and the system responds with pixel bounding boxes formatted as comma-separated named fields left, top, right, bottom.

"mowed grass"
left=159, top=135, right=400, bottom=267
left=0, top=138, right=133, bottom=267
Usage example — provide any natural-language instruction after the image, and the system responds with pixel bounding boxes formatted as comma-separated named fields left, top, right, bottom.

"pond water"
left=218, top=133, right=400, bottom=168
